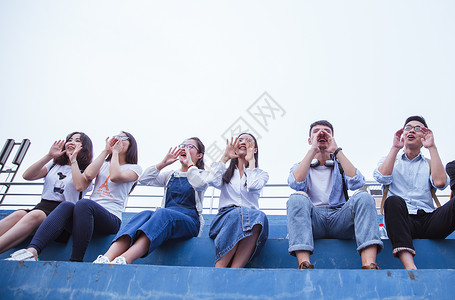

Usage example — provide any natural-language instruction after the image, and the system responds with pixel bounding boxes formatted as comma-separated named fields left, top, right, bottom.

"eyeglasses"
left=403, top=125, right=422, bottom=132
left=114, top=135, right=129, bottom=140
left=178, top=144, right=199, bottom=151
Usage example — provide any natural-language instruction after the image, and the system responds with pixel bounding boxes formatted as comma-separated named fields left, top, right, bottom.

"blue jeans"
left=113, top=207, right=199, bottom=255
left=286, top=191, right=383, bottom=255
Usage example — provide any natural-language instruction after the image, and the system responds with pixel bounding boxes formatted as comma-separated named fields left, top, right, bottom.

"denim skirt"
left=209, top=206, right=269, bottom=263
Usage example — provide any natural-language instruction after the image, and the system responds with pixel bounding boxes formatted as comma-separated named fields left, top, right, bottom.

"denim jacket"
left=288, top=161, right=365, bottom=207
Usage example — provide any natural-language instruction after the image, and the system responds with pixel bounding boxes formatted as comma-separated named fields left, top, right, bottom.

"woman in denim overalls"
left=93, top=137, right=207, bottom=264
left=208, top=133, right=269, bottom=268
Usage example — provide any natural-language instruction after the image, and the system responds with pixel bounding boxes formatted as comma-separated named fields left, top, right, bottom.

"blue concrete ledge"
left=1, top=261, right=455, bottom=299
left=2, top=210, right=455, bottom=269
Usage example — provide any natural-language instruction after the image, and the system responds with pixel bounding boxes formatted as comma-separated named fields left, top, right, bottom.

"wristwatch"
left=334, top=147, right=342, bottom=158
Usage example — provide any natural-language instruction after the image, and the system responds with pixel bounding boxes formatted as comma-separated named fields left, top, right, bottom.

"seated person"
left=374, top=116, right=450, bottom=270
left=287, top=120, right=383, bottom=270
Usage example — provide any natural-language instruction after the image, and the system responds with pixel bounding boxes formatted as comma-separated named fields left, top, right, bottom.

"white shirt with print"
left=90, top=161, right=142, bottom=219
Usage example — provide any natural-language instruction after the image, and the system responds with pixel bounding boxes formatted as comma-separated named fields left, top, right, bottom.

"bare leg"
left=398, top=251, right=417, bottom=270
left=295, top=250, right=311, bottom=265
left=215, top=244, right=238, bottom=268
left=0, top=210, right=46, bottom=254
left=360, top=245, right=378, bottom=266
left=230, top=225, right=261, bottom=268
left=104, top=235, right=132, bottom=261
left=120, top=233, right=151, bottom=264
left=0, top=210, right=27, bottom=236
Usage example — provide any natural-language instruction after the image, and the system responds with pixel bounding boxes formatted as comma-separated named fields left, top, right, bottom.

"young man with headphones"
left=286, top=120, right=383, bottom=269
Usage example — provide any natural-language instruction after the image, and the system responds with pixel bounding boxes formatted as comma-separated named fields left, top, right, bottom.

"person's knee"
left=353, top=191, right=375, bottom=206
left=384, top=196, right=404, bottom=211
left=8, top=210, right=27, bottom=221
left=287, top=193, right=311, bottom=210
left=57, top=201, right=75, bottom=213
left=74, top=199, right=94, bottom=213
left=24, top=210, right=47, bottom=225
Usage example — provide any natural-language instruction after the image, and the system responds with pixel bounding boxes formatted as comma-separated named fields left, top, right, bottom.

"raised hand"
left=393, top=128, right=405, bottom=149
left=112, top=139, right=124, bottom=154
left=67, top=143, right=83, bottom=163
left=48, top=140, right=66, bottom=158
left=326, top=132, right=338, bottom=153
left=309, top=132, right=321, bottom=153
left=222, top=137, right=239, bottom=163
left=179, top=147, right=194, bottom=167
left=158, top=147, right=183, bottom=169
left=103, top=137, right=118, bottom=154
left=245, top=138, right=256, bottom=163
left=420, top=127, right=435, bottom=149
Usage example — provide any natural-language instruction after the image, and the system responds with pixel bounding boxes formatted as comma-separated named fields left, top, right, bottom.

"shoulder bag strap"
left=425, top=158, right=441, bottom=208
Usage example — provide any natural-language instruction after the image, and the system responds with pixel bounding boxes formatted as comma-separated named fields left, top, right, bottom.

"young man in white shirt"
left=287, top=120, right=383, bottom=269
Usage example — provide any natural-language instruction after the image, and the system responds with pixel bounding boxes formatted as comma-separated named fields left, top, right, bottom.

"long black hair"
left=222, top=133, right=259, bottom=184
left=54, top=132, right=93, bottom=172
left=187, top=137, right=205, bottom=170
left=106, top=131, right=138, bottom=164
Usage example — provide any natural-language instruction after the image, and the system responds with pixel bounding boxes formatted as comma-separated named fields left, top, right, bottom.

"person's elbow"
left=22, top=173, right=34, bottom=181
left=434, top=178, right=447, bottom=189
left=109, top=174, right=124, bottom=183
left=74, top=182, right=89, bottom=192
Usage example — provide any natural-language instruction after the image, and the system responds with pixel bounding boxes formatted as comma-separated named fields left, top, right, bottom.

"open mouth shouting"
left=406, top=133, right=417, bottom=141
left=65, top=145, right=76, bottom=152
left=317, top=132, right=329, bottom=143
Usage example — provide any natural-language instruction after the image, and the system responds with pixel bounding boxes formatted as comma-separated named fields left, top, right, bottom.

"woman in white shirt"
left=208, top=133, right=269, bottom=268
left=7, top=131, right=141, bottom=262
left=1, top=132, right=93, bottom=255
left=93, top=137, right=208, bottom=265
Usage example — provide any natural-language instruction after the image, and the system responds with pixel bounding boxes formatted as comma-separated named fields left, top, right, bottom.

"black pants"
left=29, top=199, right=121, bottom=262
left=384, top=196, right=455, bottom=254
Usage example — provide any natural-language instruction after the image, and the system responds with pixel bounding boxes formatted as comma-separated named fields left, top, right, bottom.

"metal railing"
left=0, top=181, right=452, bottom=215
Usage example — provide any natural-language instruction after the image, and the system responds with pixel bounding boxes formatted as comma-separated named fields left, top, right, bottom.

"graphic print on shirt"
left=92, top=176, right=113, bottom=199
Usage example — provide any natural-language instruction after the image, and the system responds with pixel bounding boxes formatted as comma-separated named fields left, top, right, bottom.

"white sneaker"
left=111, top=256, right=127, bottom=265
left=6, top=249, right=36, bottom=261
left=92, top=255, right=111, bottom=264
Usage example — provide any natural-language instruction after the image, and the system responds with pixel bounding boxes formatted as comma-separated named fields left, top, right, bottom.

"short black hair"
left=404, top=116, right=428, bottom=128
left=309, top=120, right=334, bottom=137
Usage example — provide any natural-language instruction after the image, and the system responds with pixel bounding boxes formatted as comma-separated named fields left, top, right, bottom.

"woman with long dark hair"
left=7, top=131, right=141, bottom=262
left=1, top=132, right=93, bottom=255
left=208, top=133, right=269, bottom=268
left=93, top=137, right=208, bottom=264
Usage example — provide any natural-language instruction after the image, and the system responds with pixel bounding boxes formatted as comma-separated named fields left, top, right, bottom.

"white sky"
left=1, top=1, right=454, bottom=187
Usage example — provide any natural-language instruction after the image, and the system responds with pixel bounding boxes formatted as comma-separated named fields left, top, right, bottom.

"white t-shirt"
left=90, top=161, right=142, bottom=219
left=307, top=166, right=333, bottom=206
left=41, top=161, right=92, bottom=203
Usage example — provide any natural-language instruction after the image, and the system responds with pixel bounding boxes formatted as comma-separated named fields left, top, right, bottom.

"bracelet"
left=333, top=147, right=342, bottom=158
left=71, top=160, right=77, bottom=164
left=188, top=164, right=195, bottom=169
